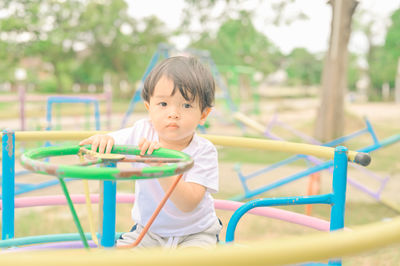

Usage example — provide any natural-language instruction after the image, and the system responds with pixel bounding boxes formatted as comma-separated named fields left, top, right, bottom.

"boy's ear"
left=144, top=101, right=150, bottom=110
left=199, top=108, right=212, bottom=126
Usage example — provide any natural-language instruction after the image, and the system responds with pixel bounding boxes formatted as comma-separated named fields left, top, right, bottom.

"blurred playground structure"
left=0, top=92, right=110, bottom=198
left=218, top=64, right=262, bottom=114
left=0, top=90, right=399, bottom=265
left=4, top=131, right=400, bottom=266
left=0, top=86, right=112, bottom=131
left=0, top=0, right=399, bottom=262
left=0, top=39, right=399, bottom=264
left=232, top=112, right=400, bottom=213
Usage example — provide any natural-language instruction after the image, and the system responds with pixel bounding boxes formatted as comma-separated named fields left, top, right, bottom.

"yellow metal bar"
left=201, top=134, right=359, bottom=163
left=1, top=131, right=109, bottom=141
left=2, top=131, right=362, bottom=163
left=233, top=112, right=265, bottom=133
left=0, top=216, right=399, bottom=265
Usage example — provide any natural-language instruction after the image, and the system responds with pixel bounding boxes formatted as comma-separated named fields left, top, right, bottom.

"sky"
left=127, top=0, right=399, bottom=55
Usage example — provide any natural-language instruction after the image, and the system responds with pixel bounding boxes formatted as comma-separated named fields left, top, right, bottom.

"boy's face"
left=144, top=76, right=210, bottom=149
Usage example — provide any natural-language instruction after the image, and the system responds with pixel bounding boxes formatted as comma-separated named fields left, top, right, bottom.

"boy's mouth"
left=166, top=123, right=179, bottom=128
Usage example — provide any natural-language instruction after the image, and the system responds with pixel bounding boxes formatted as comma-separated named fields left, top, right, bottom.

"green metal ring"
left=20, top=145, right=194, bottom=180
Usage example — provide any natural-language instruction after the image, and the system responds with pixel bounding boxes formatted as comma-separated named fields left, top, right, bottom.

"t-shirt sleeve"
left=184, top=142, right=219, bottom=193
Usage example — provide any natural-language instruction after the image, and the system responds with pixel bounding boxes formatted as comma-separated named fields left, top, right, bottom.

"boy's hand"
left=138, top=138, right=160, bottom=156
left=79, top=134, right=114, bottom=154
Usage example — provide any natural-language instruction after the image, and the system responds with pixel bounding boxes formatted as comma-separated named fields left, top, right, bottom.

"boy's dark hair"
left=142, top=56, right=215, bottom=112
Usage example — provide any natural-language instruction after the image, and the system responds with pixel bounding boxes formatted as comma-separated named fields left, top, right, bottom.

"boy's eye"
left=183, top=103, right=192, bottom=108
left=158, top=102, right=167, bottom=107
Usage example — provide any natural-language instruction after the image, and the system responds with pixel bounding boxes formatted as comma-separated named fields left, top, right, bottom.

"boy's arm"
left=158, top=177, right=206, bottom=212
left=139, top=137, right=214, bottom=212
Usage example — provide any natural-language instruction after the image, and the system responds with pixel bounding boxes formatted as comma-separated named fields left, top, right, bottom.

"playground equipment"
left=121, top=43, right=238, bottom=129
left=0, top=86, right=112, bottom=131
left=46, top=96, right=101, bottom=131
left=0, top=96, right=104, bottom=199
left=218, top=65, right=261, bottom=114
left=232, top=112, right=400, bottom=213
left=0, top=130, right=387, bottom=266
left=0, top=216, right=399, bottom=266
left=226, top=145, right=350, bottom=266
left=21, top=145, right=193, bottom=248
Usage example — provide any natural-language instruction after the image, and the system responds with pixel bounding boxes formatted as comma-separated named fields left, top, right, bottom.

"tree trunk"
left=314, top=0, right=358, bottom=142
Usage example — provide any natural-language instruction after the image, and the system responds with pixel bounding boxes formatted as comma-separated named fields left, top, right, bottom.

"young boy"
left=79, top=56, right=221, bottom=248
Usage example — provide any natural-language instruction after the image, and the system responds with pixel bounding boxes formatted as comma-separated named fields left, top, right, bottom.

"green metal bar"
left=58, top=178, right=89, bottom=249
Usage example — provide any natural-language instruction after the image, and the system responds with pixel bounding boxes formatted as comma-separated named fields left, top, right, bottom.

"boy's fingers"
left=91, top=137, right=100, bottom=153
left=147, top=142, right=159, bottom=155
left=140, top=141, right=150, bottom=156
left=105, top=139, right=114, bottom=154
left=79, top=138, right=92, bottom=145
left=98, top=138, right=107, bottom=154
left=139, top=138, right=146, bottom=146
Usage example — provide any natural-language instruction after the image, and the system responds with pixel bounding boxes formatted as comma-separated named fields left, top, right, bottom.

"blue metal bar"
left=47, top=96, right=101, bottom=131
left=321, top=128, right=368, bottom=147
left=234, top=134, right=400, bottom=202
left=226, top=146, right=349, bottom=265
left=330, top=147, right=348, bottom=231
left=14, top=183, right=35, bottom=190
left=240, top=154, right=307, bottom=181
left=0, top=170, right=30, bottom=183
left=358, top=134, right=400, bottom=153
left=1, top=130, right=15, bottom=240
left=231, top=160, right=334, bottom=201
left=100, top=162, right=117, bottom=248
left=329, top=147, right=348, bottom=266
left=225, top=193, right=333, bottom=243
left=234, top=164, right=250, bottom=195
left=13, top=179, right=74, bottom=197
left=0, top=232, right=123, bottom=248
left=364, top=117, right=379, bottom=144
left=0, top=177, right=74, bottom=199
left=94, top=101, right=100, bottom=130
left=47, top=96, right=99, bottom=104
left=46, top=100, right=53, bottom=131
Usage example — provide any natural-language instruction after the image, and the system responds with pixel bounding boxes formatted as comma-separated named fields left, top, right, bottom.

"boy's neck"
left=159, top=134, right=194, bottom=151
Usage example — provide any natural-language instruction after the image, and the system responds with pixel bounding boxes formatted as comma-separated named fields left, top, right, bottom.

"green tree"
left=74, top=0, right=169, bottom=85
left=0, top=0, right=85, bottom=92
left=0, top=0, right=170, bottom=94
left=285, top=48, right=322, bottom=86
left=190, top=13, right=283, bottom=77
left=346, top=53, right=361, bottom=91
left=369, top=9, right=400, bottom=92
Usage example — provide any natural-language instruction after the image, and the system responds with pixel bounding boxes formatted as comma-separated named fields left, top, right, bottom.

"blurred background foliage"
left=0, top=0, right=399, bottom=100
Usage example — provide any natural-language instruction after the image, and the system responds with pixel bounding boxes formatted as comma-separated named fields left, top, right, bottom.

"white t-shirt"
left=108, top=118, right=219, bottom=237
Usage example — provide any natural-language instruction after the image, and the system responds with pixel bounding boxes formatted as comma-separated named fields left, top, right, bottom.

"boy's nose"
left=168, top=110, right=179, bottom=119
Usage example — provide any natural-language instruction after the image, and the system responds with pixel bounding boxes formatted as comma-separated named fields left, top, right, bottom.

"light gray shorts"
left=116, top=218, right=222, bottom=249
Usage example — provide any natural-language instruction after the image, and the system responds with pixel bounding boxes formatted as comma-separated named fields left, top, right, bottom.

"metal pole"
left=330, top=146, right=348, bottom=230
left=100, top=161, right=117, bottom=247
left=1, top=130, right=15, bottom=240
left=18, top=86, right=25, bottom=131
left=329, top=146, right=348, bottom=266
